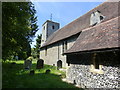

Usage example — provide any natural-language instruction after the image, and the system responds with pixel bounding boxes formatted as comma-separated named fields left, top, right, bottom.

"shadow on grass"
left=2, top=61, right=81, bottom=89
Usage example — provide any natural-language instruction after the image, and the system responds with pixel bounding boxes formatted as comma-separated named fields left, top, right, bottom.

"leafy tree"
left=31, top=48, right=37, bottom=59
left=32, top=34, right=41, bottom=59
left=2, top=2, right=38, bottom=60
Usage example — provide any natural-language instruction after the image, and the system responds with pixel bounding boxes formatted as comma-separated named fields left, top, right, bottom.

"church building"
left=40, top=1, right=119, bottom=88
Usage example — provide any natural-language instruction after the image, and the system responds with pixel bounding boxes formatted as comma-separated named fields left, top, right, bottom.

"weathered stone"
left=29, top=70, right=35, bottom=75
left=45, top=69, right=51, bottom=74
left=10, top=62, right=16, bottom=68
left=11, top=62, right=16, bottom=65
left=36, top=59, right=44, bottom=69
left=66, top=64, right=119, bottom=88
left=24, top=59, right=32, bottom=70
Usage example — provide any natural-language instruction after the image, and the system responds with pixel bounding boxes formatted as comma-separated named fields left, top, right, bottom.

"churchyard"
left=2, top=60, right=81, bottom=88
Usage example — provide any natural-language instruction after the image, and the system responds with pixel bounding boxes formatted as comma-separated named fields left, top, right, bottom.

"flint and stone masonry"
left=66, top=51, right=119, bottom=88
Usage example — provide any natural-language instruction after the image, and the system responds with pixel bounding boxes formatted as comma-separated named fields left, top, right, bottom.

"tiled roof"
left=41, top=2, right=119, bottom=48
left=64, top=16, right=120, bottom=54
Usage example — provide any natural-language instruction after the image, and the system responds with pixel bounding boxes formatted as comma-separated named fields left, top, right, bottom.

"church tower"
left=41, top=20, right=60, bottom=46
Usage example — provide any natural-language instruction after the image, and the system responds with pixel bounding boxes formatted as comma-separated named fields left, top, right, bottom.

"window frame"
left=62, top=41, right=68, bottom=54
left=62, top=42, right=64, bottom=54
left=52, top=25, right=55, bottom=29
left=90, top=53, right=104, bottom=74
left=45, top=47, right=47, bottom=56
left=43, top=26, right=45, bottom=30
left=65, top=41, right=67, bottom=51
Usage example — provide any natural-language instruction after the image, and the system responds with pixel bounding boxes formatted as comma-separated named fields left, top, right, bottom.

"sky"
left=30, top=1, right=106, bottom=48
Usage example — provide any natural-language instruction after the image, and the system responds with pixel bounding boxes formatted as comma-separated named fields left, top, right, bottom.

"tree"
left=31, top=48, right=37, bottom=59
left=32, top=34, right=41, bottom=59
left=2, top=2, right=38, bottom=60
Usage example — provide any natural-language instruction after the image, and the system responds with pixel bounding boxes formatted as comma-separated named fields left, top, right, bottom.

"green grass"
left=2, top=60, right=82, bottom=88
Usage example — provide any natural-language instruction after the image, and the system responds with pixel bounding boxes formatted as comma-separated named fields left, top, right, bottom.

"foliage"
left=2, top=2, right=38, bottom=60
left=31, top=34, right=41, bottom=59
left=2, top=60, right=81, bottom=88
left=26, top=56, right=34, bottom=61
left=31, top=48, right=37, bottom=59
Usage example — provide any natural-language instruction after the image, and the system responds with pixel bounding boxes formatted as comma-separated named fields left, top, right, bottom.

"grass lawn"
left=2, top=60, right=82, bottom=89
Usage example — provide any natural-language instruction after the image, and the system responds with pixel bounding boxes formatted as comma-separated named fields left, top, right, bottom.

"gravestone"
left=36, top=59, right=44, bottom=69
left=45, top=69, right=51, bottom=74
left=10, top=62, right=16, bottom=68
left=11, top=62, right=16, bottom=65
left=29, top=70, right=35, bottom=75
left=24, top=59, right=32, bottom=70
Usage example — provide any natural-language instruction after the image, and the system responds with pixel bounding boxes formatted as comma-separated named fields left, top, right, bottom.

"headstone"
left=36, top=59, right=44, bottom=69
left=45, top=69, right=51, bottom=74
left=11, top=62, right=16, bottom=65
left=29, top=70, right=35, bottom=75
left=24, top=59, right=32, bottom=70
left=10, top=62, right=16, bottom=68
left=15, top=56, right=18, bottom=60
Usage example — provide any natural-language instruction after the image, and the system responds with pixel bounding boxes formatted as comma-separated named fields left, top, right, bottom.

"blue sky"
left=31, top=1, right=105, bottom=48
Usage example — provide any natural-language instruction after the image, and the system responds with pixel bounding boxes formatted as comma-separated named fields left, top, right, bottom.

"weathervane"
left=50, top=13, right=52, bottom=21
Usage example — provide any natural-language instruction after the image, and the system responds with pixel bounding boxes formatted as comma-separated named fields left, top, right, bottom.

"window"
left=52, top=25, right=55, bottom=29
left=43, top=26, right=45, bottom=30
left=90, top=10, right=105, bottom=26
left=46, top=34, right=48, bottom=38
left=93, top=53, right=99, bottom=69
left=68, top=62, right=70, bottom=66
left=45, top=47, right=47, bottom=56
left=100, top=16, right=104, bottom=21
left=62, top=42, right=64, bottom=53
left=62, top=41, right=67, bottom=54
left=42, top=40, right=44, bottom=42
left=90, top=53, right=104, bottom=74
left=65, top=41, right=67, bottom=50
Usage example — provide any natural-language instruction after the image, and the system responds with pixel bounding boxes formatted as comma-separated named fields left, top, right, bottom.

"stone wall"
left=40, top=34, right=79, bottom=67
left=40, top=43, right=58, bottom=66
left=41, top=21, right=59, bottom=46
left=47, top=22, right=59, bottom=38
left=66, top=51, right=119, bottom=88
left=67, top=64, right=119, bottom=88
